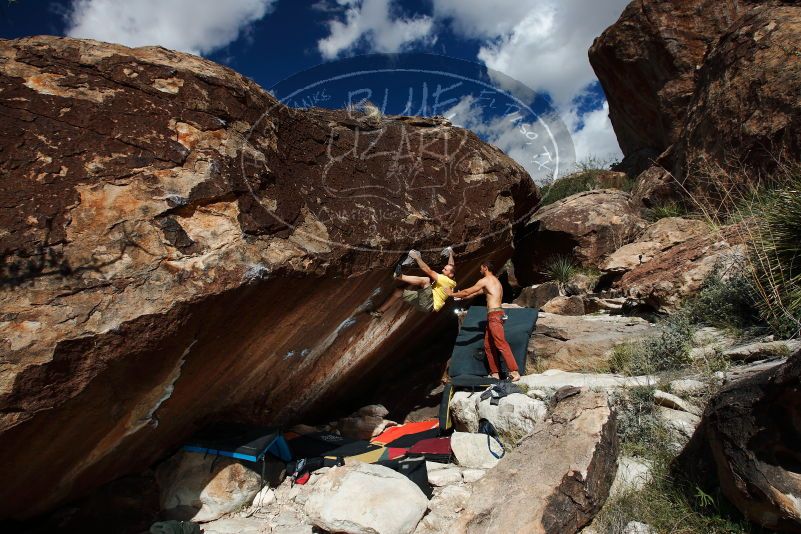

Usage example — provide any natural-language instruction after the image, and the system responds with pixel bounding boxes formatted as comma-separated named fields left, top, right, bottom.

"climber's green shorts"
left=402, top=285, right=434, bottom=312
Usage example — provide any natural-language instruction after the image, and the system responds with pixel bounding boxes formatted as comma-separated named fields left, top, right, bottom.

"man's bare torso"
left=482, top=275, right=503, bottom=309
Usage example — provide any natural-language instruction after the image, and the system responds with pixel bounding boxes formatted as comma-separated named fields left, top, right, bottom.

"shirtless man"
left=448, top=260, right=521, bottom=381
left=370, top=248, right=457, bottom=318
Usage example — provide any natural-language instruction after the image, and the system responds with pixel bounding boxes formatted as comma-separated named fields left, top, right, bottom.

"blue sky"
left=0, top=0, right=629, bottom=176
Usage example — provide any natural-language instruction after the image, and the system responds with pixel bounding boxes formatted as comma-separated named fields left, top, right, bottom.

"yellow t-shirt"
left=432, top=274, right=457, bottom=311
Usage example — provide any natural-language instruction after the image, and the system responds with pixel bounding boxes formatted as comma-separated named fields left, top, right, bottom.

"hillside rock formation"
left=673, top=5, right=801, bottom=183
left=678, top=351, right=801, bottom=532
left=590, top=0, right=801, bottom=180
left=453, top=390, right=618, bottom=534
left=512, top=190, right=646, bottom=285
left=589, top=0, right=746, bottom=173
left=0, top=36, right=537, bottom=518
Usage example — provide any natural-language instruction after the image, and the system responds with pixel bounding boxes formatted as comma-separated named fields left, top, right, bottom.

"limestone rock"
left=601, top=217, right=708, bottom=276
left=623, top=522, right=655, bottom=534
left=513, top=190, right=647, bottom=285
left=476, top=393, right=547, bottom=444
left=653, top=390, right=701, bottom=416
left=616, top=226, right=745, bottom=312
left=451, top=432, right=502, bottom=470
left=414, top=485, right=471, bottom=534
left=451, top=390, right=546, bottom=443
left=631, top=166, right=679, bottom=208
left=0, top=36, right=537, bottom=519
left=610, top=457, right=652, bottom=498
left=518, top=370, right=657, bottom=391
left=528, top=312, right=655, bottom=372
left=304, top=463, right=428, bottom=534
left=657, top=406, right=701, bottom=442
left=201, top=518, right=272, bottom=534
left=155, top=451, right=261, bottom=523
left=428, top=467, right=462, bottom=487
left=513, top=281, right=561, bottom=308
left=723, top=339, right=800, bottom=363
left=668, top=378, right=707, bottom=397
left=589, top=0, right=749, bottom=173
left=678, top=352, right=801, bottom=533
left=453, top=391, right=618, bottom=534
left=541, top=295, right=585, bottom=316
left=460, top=469, right=486, bottom=484
left=674, top=5, right=801, bottom=185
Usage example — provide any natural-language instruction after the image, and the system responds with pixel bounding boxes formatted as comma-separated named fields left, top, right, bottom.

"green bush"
left=599, top=388, right=756, bottom=534
left=539, top=156, right=632, bottom=205
left=645, top=200, right=689, bottom=221
left=543, top=255, right=577, bottom=286
left=610, top=314, right=695, bottom=376
left=684, top=268, right=763, bottom=335
left=750, top=178, right=801, bottom=338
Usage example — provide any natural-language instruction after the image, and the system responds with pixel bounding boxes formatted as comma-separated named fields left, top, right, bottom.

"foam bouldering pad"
left=372, top=420, right=439, bottom=445
left=285, top=431, right=360, bottom=459
left=183, top=422, right=292, bottom=463
left=448, top=306, right=538, bottom=378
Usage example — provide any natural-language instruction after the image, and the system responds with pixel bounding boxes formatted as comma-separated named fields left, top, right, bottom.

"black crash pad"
left=448, top=306, right=538, bottom=378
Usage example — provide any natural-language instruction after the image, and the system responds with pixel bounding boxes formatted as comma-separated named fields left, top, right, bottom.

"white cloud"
left=65, top=0, right=276, bottom=55
left=563, top=101, right=623, bottom=165
left=431, top=0, right=541, bottom=38
left=446, top=95, right=622, bottom=181
left=434, top=0, right=629, bottom=109
left=434, top=0, right=627, bottom=171
left=317, top=0, right=434, bottom=59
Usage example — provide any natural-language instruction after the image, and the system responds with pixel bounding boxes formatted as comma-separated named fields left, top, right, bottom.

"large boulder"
left=452, top=391, right=618, bottom=534
left=513, top=281, right=561, bottom=308
left=450, top=391, right=547, bottom=443
left=591, top=1, right=801, bottom=181
left=304, top=463, right=428, bottom=534
left=513, top=190, right=647, bottom=285
left=589, top=0, right=750, bottom=174
left=677, top=352, right=801, bottom=533
left=155, top=451, right=261, bottom=523
left=528, top=312, right=656, bottom=372
left=601, top=217, right=708, bottom=277
left=0, top=36, right=537, bottom=518
left=674, top=5, right=801, bottom=185
left=630, top=166, right=680, bottom=208
left=615, top=225, right=745, bottom=311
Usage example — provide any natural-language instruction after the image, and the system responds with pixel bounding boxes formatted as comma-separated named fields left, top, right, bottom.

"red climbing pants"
left=484, top=310, right=518, bottom=374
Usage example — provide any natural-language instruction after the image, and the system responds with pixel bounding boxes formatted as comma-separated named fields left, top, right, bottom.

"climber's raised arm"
left=408, top=249, right=439, bottom=284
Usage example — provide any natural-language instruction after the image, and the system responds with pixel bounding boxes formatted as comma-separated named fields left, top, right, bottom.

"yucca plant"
left=750, top=179, right=801, bottom=338
left=543, top=255, right=577, bottom=286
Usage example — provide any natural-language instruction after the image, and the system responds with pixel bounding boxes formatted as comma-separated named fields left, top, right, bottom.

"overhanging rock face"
left=0, top=36, right=538, bottom=518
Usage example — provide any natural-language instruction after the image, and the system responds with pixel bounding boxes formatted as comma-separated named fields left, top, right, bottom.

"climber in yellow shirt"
left=370, top=248, right=457, bottom=318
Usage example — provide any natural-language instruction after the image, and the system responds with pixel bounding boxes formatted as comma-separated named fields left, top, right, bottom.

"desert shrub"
left=543, top=255, right=577, bottom=286
left=684, top=268, right=763, bottom=335
left=607, top=343, right=637, bottom=375
left=607, top=313, right=695, bottom=376
left=749, top=177, right=801, bottom=338
left=539, top=156, right=632, bottom=205
left=683, top=160, right=801, bottom=339
left=599, top=388, right=755, bottom=534
left=645, top=200, right=689, bottom=221
left=640, top=314, right=694, bottom=371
